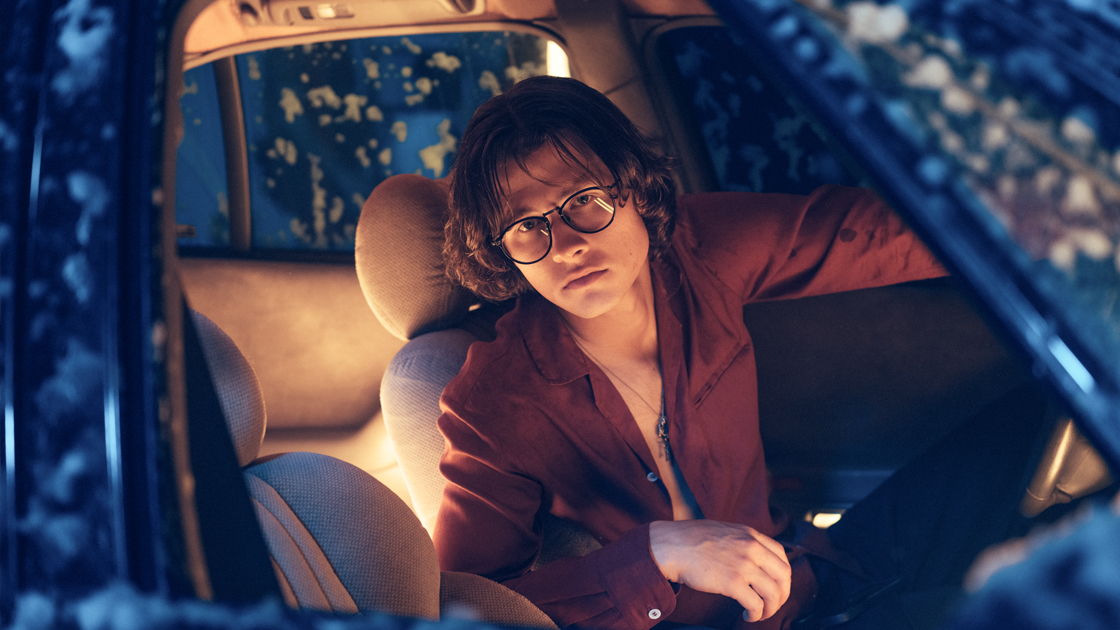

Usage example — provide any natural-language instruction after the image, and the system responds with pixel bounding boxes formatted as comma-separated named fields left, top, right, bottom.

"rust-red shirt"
left=435, top=186, right=946, bottom=630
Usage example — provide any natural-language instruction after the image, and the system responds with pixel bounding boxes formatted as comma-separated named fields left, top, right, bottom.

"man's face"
left=498, top=142, right=651, bottom=321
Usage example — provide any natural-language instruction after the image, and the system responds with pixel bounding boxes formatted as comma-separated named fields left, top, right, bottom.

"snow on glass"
left=815, top=1, right=1120, bottom=273
left=176, top=31, right=559, bottom=252
left=783, top=0, right=1120, bottom=350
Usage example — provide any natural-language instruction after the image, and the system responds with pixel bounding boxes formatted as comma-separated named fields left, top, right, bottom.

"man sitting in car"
left=434, top=75, right=1052, bottom=630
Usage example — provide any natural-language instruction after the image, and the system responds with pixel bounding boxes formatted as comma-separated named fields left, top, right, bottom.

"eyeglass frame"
left=491, top=182, right=621, bottom=265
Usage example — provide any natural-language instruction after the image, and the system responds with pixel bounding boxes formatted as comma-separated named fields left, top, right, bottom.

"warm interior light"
left=810, top=511, right=844, bottom=529
left=314, top=3, right=354, bottom=19
left=546, top=40, right=570, bottom=78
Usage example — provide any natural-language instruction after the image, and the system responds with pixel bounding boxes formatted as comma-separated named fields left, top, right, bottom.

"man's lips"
left=564, top=268, right=606, bottom=289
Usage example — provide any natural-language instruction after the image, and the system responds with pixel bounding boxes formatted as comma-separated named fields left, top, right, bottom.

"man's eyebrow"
left=501, top=168, right=607, bottom=223
left=502, top=199, right=551, bottom=227
left=509, top=204, right=540, bottom=220
left=507, top=183, right=584, bottom=219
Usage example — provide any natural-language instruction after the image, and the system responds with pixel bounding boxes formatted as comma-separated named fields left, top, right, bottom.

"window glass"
left=712, top=1, right=1120, bottom=426
left=175, top=30, right=560, bottom=252
left=659, top=26, right=857, bottom=194
left=177, top=63, right=230, bottom=247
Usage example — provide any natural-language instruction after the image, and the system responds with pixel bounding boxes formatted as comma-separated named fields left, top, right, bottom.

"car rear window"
left=176, top=30, right=566, bottom=253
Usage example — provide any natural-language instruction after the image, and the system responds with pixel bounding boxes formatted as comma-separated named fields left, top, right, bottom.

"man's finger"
left=752, top=572, right=786, bottom=619
left=735, top=583, right=766, bottom=623
left=747, top=529, right=790, bottom=567
left=741, top=538, right=792, bottom=602
left=729, top=566, right=785, bottom=622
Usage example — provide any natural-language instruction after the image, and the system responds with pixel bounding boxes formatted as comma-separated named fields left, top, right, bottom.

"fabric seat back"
left=190, top=308, right=555, bottom=627
left=191, top=308, right=441, bottom=617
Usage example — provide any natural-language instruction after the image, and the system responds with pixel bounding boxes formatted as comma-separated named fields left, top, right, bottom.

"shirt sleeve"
left=435, top=400, right=678, bottom=630
left=681, top=185, right=947, bottom=303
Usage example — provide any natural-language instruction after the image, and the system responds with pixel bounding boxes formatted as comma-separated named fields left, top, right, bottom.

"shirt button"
left=648, top=609, right=662, bottom=620
left=646, top=472, right=659, bottom=482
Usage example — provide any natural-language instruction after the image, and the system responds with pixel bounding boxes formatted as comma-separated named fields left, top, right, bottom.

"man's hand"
left=649, top=520, right=792, bottom=623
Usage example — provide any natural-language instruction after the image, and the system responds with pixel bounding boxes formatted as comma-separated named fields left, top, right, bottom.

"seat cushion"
left=440, top=570, right=558, bottom=629
left=245, top=451, right=441, bottom=619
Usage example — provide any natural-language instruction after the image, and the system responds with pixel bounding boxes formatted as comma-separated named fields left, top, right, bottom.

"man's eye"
left=517, top=218, right=543, bottom=232
left=573, top=193, right=593, bottom=206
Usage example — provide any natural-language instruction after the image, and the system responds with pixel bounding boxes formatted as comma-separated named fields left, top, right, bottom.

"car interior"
left=159, top=0, right=1114, bottom=623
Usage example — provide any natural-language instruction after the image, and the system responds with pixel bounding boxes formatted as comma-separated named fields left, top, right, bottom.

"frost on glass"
left=176, top=63, right=230, bottom=247
left=782, top=0, right=1120, bottom=356
left=661, top=26, right=856, bottom=194
left=238, top=31, right=549, bottom=251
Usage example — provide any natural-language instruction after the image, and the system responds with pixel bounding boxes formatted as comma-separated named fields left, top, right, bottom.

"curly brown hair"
left=444, top=76, right=676, bottom=302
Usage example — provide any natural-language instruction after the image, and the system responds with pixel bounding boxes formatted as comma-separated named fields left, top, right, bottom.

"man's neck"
left=560, top=265, right=659, bottom=364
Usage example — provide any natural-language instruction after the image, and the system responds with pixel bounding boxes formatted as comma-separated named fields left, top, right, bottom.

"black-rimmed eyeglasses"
left=491, top=184, right=618, bottom=265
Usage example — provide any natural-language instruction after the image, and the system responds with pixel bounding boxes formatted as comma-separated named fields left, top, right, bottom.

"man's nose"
left=550, top=217, right=588, bottom=261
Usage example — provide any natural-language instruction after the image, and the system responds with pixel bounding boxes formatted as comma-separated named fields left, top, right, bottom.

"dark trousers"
left=814, top=385, right=1064, bottom=630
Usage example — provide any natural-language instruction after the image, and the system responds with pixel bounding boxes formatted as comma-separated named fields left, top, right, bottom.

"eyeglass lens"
left=502, top=188, right=615, bottom=264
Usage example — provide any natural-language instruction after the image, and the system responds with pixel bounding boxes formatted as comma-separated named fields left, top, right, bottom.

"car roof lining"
left=182, top=0, right=716, bottom=65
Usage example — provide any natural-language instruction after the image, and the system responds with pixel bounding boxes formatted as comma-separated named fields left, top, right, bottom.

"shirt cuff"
left=598, top=524, right=678, bottom=629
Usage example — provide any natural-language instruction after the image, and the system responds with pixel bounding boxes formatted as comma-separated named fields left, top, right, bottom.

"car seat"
left=188, top=307, right=556, bottom=627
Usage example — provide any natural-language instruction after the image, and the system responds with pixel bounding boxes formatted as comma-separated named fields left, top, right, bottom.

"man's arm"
left=436, top=403, right=679, bottom=630
left=437, top=401, right=796, bottom=628
left=683, top=185, right=947, bottom=304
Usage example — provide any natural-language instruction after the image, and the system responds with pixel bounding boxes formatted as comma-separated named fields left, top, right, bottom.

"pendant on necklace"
left=656, top=408, right=672, bottom=463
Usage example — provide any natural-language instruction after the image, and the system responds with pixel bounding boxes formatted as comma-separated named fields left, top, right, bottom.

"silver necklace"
left=570, top=333, right=672, bottom=463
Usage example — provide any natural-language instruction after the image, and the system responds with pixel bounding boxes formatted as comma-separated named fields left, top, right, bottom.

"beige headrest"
left=190, top=309, right=267, bottom=467
left=355, top=174, right=476, bottom=341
